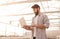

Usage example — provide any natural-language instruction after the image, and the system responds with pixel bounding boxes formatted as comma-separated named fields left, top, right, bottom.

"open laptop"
left=19, top=17, right=26, bottom=27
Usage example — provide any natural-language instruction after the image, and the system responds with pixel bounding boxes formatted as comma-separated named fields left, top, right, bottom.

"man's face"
left=32, top=8, right=39, bottom=16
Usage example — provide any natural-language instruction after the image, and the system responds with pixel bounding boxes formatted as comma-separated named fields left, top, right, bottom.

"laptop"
left=19, top=17, right=26, bottom=27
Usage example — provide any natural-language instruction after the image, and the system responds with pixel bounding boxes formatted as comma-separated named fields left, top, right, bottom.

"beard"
left=35, top=10, right=39, bottom=16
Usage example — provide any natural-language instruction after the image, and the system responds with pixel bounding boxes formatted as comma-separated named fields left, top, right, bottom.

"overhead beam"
left=0, top=0, right=51, bottom=6
left=0, top=11, right=60, bottom=17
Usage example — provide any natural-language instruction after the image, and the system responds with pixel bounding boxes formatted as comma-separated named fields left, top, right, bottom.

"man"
left=22, top=4, right=49, bottom=39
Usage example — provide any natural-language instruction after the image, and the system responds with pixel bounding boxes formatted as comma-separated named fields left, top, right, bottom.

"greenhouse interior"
left=0, top=0, right=60, bottom=39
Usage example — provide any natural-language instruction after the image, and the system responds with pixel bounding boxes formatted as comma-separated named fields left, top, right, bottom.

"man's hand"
left=22, top=25, right=33, bottom=30
left=22, top=25, right=30, bottom=30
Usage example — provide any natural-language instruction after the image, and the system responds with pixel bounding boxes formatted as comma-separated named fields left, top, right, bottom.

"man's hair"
left=31, top=4, right=40, bottom=9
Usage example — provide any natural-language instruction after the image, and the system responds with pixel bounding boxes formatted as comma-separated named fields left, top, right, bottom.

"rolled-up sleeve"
left=43, top=15, right=50, bottom=28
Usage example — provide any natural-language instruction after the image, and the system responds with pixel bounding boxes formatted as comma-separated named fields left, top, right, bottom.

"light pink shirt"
left=32, top=13, right=49, bottom=39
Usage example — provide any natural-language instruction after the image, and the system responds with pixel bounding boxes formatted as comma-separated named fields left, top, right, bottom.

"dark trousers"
left=33, top=37, right=36, bottom=39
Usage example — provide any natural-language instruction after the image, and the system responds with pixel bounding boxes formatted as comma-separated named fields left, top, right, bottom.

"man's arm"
left=31, top=24, right=46, bottom=29
left=35, top=24, right=47, bottom=29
